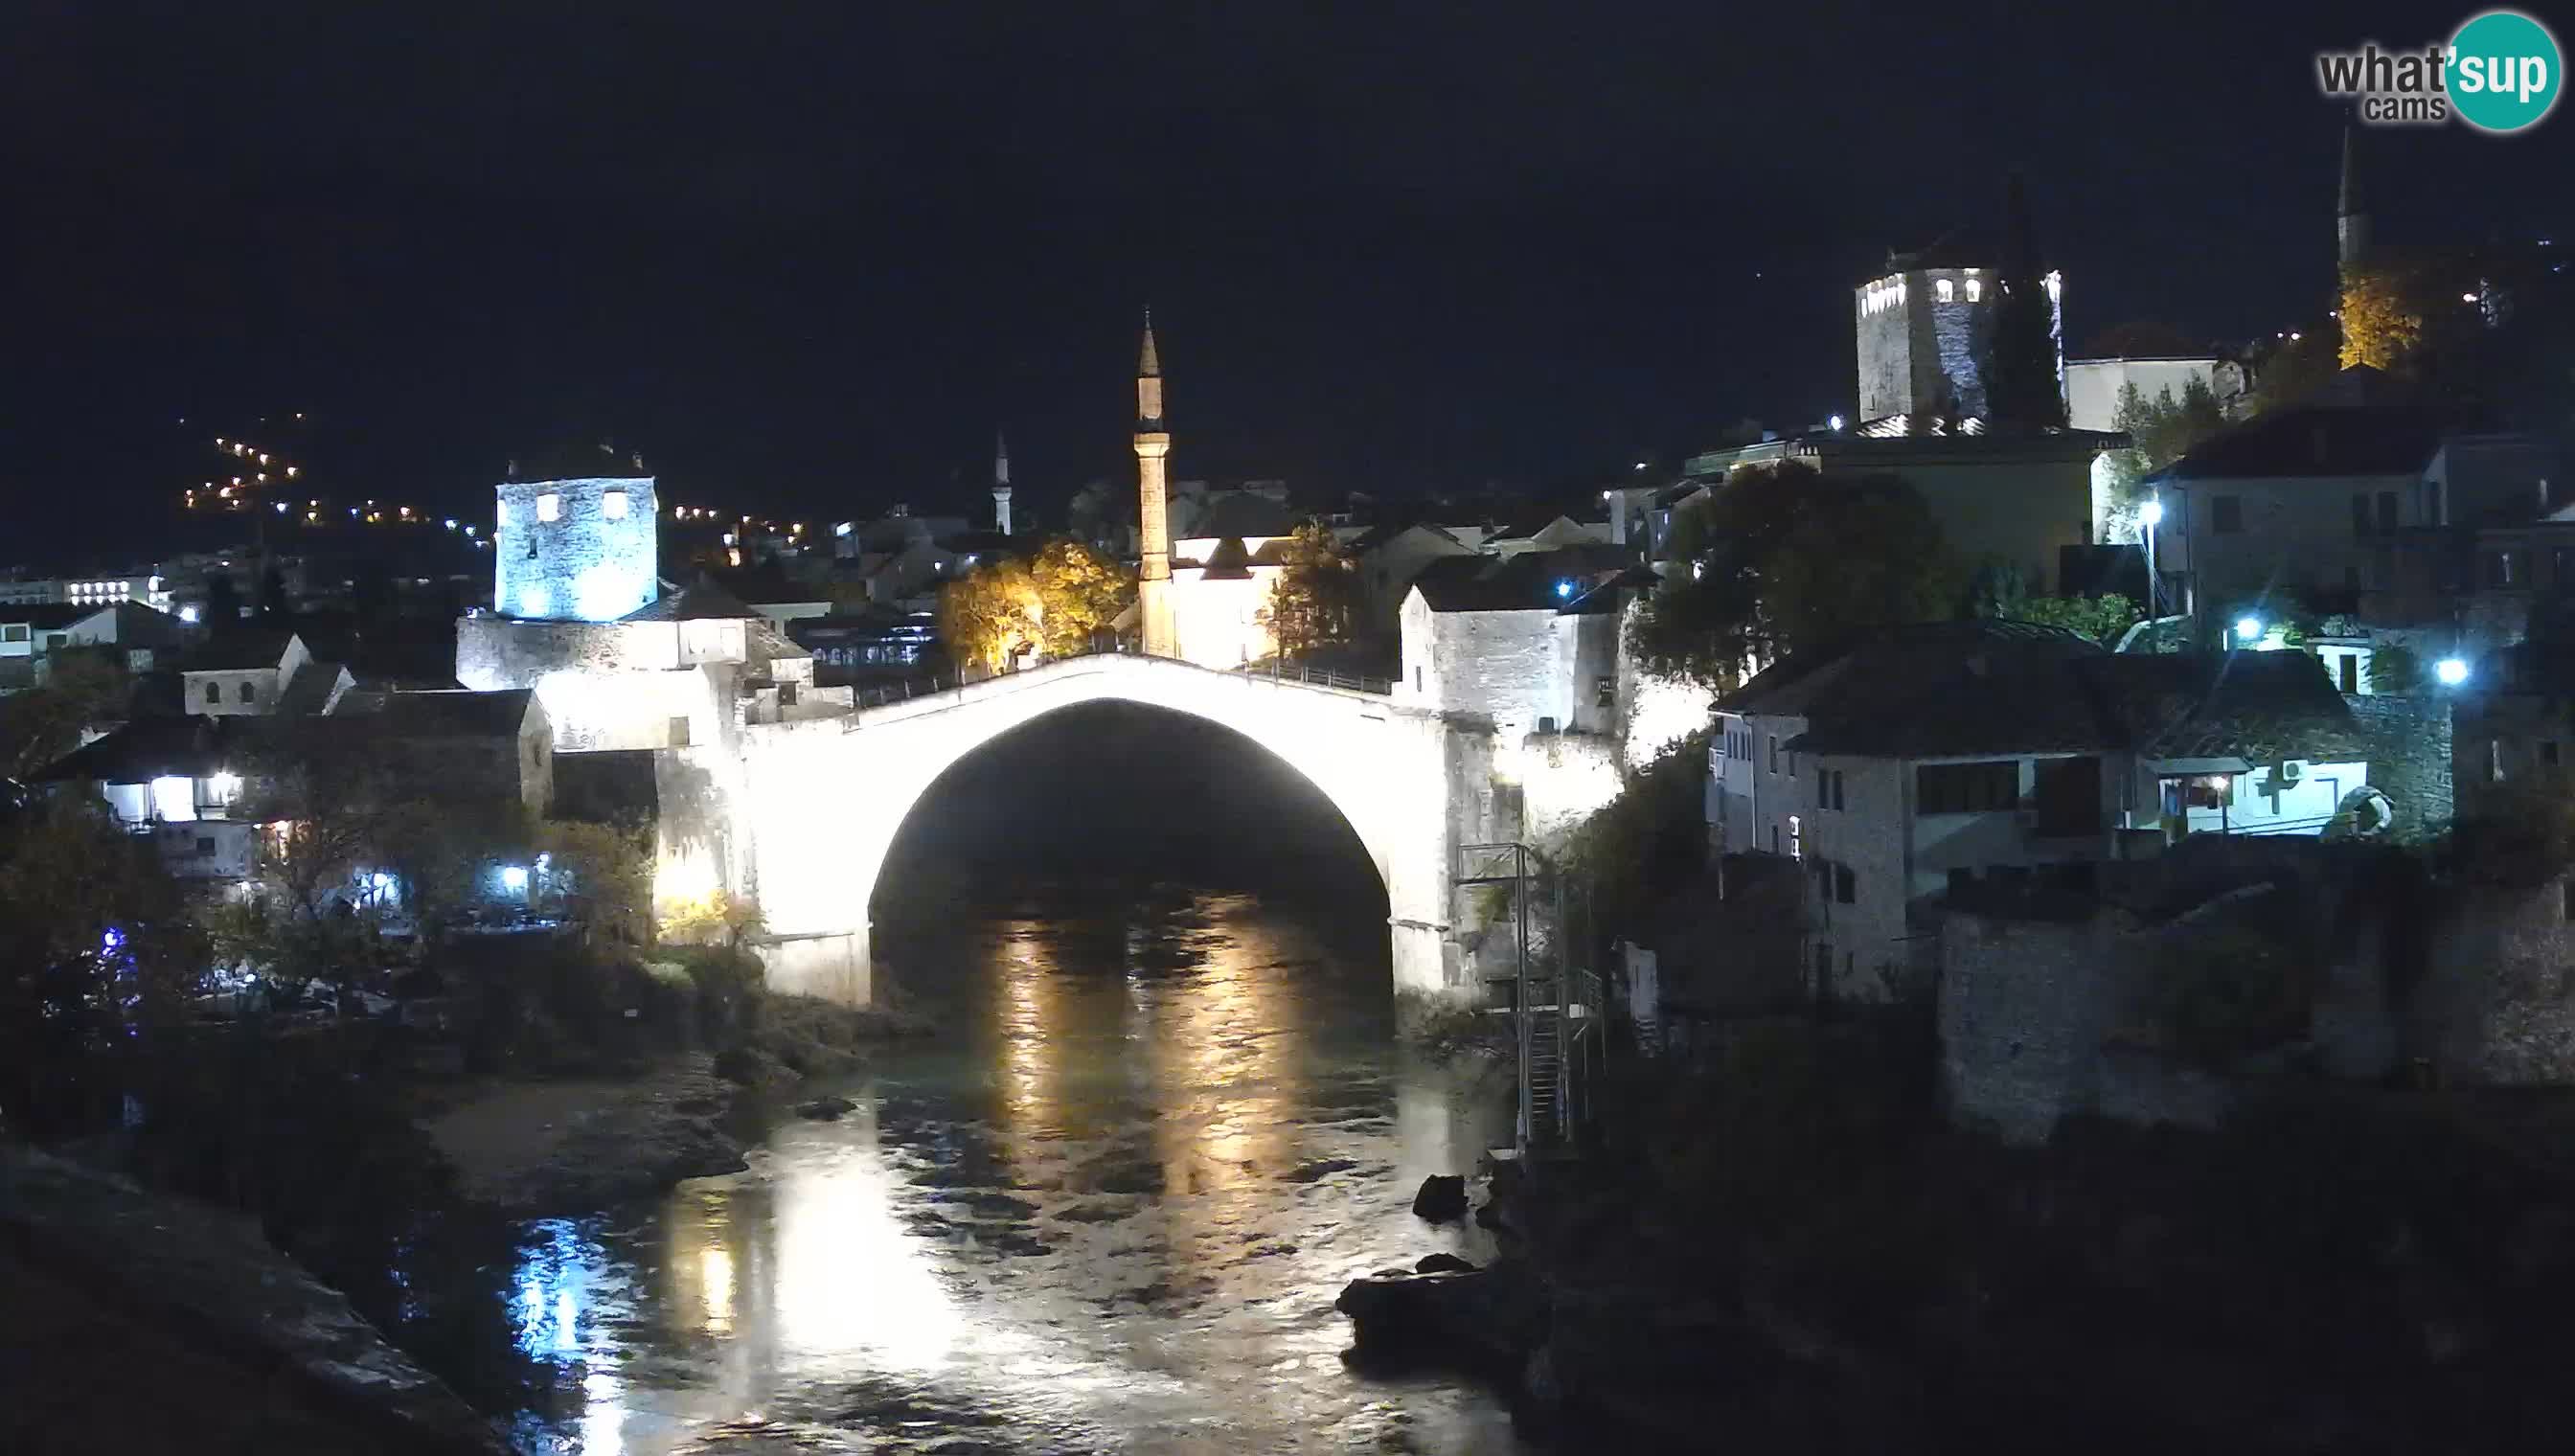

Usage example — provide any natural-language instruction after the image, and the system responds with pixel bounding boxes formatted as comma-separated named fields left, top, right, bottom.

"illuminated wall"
left=724, top=653, right=1493, bottom=1009
left=493, top=475, right=660, bottom=623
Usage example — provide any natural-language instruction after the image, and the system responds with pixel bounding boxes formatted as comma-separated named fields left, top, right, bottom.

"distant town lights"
left=2436, top=656, right=2472, bottom=687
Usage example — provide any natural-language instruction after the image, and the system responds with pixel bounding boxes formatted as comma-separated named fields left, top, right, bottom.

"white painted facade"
left=1165, top=532, right=1286, bottom=670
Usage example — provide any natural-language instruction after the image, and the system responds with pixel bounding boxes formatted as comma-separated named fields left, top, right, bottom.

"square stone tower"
left=492, top=474, right=659, bottom=622
left=1854, top=250, right=2062, bottom=421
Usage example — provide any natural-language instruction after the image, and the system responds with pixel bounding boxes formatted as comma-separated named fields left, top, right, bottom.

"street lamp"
left=2234, top=615, right=2264, bottom=646
left=2138, top=498, right=2164, bottom=620
left=2436, top=656, right=2471, bottom=687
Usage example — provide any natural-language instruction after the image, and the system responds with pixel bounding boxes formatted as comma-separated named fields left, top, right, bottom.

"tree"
left=0, top=649, right=131, bottom=779
left=1026, top=537, right=1133, bottom=659
left=2339, top=262, right=2426, bottom=372
left=533, top=819, right=653, bottom=947
left=2095, top=377, right=2229, bottom=538
left=1627, top=462, right=1963, bottom=689
left=1979, top=174, right=2067, bottom=430
left=1257, top=520, right=1361, bottom=660
left=1994, top=591, right=2141, bottom=645
left=257, top=561, right=291, bottom=623
left=937, top=556, right=1040, bottom=673
left=209, top=744, right=402, bottom=1005
left=203, top=570, right=242, bottom=626
left=375, top=796, right=533, bottom=942
left=0, top=793, right=204, bottom=1128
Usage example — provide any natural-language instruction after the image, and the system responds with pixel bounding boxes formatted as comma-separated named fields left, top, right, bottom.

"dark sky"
left=8, top=1, right=2569, bottom=553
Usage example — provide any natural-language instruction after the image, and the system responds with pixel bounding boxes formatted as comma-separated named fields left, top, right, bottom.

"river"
left=467, top=883, right=1528, bottom=1454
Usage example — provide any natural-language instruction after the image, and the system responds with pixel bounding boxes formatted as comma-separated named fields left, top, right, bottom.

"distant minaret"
left=1134, top=311, right=1176, bottom=658
left=2337, top=125, right=2371, bottom=268
left=991, top=429, right=1014, bottom=535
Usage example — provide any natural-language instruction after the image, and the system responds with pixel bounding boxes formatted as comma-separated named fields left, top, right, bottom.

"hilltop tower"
left=991, top=429, right=1014, bottom=535
left=491, top=449, right=658, bottom=623
left=2337, top=124, right=2372, bottom=269
left=1134, top=313, right=1176, bottom=657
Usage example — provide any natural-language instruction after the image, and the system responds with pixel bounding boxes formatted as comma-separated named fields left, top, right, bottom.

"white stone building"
left=1714, top=622, right=2373, bottom=1001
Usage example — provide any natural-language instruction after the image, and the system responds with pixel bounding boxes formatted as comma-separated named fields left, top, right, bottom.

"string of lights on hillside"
left=182, top=431, right=819, bottom=552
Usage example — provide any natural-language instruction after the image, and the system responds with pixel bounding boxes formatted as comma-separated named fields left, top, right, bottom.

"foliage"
left=2365, top=642, right=2422, bottom=694
left=1627, top=462, right=1962, bottom=689
left=0, top=650, right=131, bottom=780
left=2453, top=765, right=2575, bottom=889
left=2339, top=262, right=2426, bottom=371
left=1256, top=520, right=1361, bottom=660
left=2147, top=925, right=2307, bottom=1065
left=1981, top=269, right=2068, bottom=430
left=1985, top=586, right=2142, bottom=645
left=937, top=536, right=1133, bottom=671
left=202, top=571, right=242, bottom=626
left=534, top=818, right=654, bottom=947
left=657, top=887, right=765, bottom=947
left=375, top=797, right=535, bottom=941
left=936, top=556, right=1040, bottom=673
left=1027, top=537, right=1134, bottom=658
left=0, top=793, right=204, bottom=1128
left=1559, top=732, right=1711, bottom=928
left=2096, top=377, right=2229, bottom=538
left=214, top=749, right=405, bottom=1003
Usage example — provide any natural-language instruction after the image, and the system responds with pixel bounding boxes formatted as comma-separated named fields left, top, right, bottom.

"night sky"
left=9, top=1, right=2570, bottom=553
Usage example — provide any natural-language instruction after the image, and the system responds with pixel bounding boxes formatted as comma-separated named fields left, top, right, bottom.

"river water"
left=475, top=885, right=1529, bottom=1454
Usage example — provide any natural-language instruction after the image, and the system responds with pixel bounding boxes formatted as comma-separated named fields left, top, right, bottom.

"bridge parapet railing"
left=1229, top=660, right=1393, bottom=695
left=842, top=649, right=1393, bottom=707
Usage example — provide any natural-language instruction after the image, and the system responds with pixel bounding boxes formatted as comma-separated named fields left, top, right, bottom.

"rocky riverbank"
left=0, top=1146, right=512, bottom=1455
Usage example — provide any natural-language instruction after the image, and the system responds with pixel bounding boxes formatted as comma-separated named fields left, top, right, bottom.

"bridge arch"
left=721, top=655, right=1481, bottom=1011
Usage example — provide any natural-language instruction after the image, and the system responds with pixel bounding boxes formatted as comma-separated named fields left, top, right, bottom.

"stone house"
left=177, top=631, right=354, bottom=717
left=1349, top=522, right=1482, bottom=635
left=1714, top=622, right=2373, bottom=1002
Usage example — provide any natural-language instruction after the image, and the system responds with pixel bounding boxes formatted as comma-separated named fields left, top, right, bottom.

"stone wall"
left=492, top=475, right=658, bottom=623
left=2419, top=881, right=2575, bottom=1084
left=2345, top=693, right=2453, bottom=839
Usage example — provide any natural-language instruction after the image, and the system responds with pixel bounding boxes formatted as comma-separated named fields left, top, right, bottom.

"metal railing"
left=1230, top=659, right=1394, bottom=694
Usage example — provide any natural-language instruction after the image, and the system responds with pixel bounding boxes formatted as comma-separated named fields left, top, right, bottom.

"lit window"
left=150, top=776, right=198, bottom=824
left=536, top=492, right=561, bottom=522
left=1966, top=278, right=1983, bottom=303
left=603, top=489, right=628, bottom=520
left=497, top=501, right=511, bottom=527
left=1936, top=278, right=1955, bottom=303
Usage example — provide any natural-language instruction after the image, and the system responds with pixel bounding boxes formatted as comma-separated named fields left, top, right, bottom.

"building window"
left=1936, top=278, right=1954, bottom=303
left=2352, top=494, right=2372, bottom=535
left=1769, top=825, right=1779, bottom=853
left=669, top=716, right=692, bottom=747
left=2563, top=879, right=2575, bottom=922
left=239, top=681, right=256, bottom=704
left=2377, top=491, right=2399, bottom=531
left=1788, top=814, right=1802, bottom=860
left=2544, top=740, right=2563, bottom=767
left=2486, top=551, right=2518, bottom=588
left=203, top=681, right=219, bottom=705
left=497, top=501, right=511, bottom=526
left=1834, top=864, right=1855, bottom=904
left=1414, top=667, right=1424, bottom=693
left=2161, top=774, right=2235, bottom=810
left=2211, top=495, right=2244, bottom=535
left=1965, top=277, right=1983, bottom=303
left=1595, top=675, right=1615, bottom=708
left=603, top=489, right=628, bottom=520
left=1831, top=770, right=1845, bottom=810
left=1767, top=735, right=1779, bottom=774
left=536, top=492, right=562, bottom=522
left=1915, top=761, right=2019, bottom=814
left=0, top=625, right=24, bottom=643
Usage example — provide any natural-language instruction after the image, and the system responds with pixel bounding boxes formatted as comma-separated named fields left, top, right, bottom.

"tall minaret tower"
left=2337, top=124, right=2371, bottom=268
left=991, top=429, right=1014, bottom=535
left=1133, top=311, right=1176, bottom=657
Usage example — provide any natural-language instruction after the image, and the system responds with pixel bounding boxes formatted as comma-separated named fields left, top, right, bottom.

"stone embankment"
left=0, top=1147, right=513, bottom=1455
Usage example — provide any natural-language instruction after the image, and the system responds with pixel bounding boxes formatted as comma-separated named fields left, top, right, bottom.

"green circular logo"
left=2450, top=10, right=2562, bottom=132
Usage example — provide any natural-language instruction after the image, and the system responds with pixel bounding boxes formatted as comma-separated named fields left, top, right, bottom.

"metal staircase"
left=1457, top=842, right=1604, bottom=1156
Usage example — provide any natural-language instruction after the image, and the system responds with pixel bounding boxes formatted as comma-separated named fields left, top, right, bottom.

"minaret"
left=2337, top=124, right=2370, bottom=268
left=1133, top=311, right=1176, bottom=657
left=991, top=429, right=1014, bottom=535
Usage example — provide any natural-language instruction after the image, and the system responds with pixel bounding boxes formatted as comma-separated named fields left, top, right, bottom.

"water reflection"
left=490, top=889, right=1523, bottom=1454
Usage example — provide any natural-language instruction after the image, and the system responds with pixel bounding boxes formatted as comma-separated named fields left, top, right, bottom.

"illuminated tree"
left=533, top=818, right=653, bottom=948
left=2339, top=263, right=2425, bottom=371
left=936, top=557, right=1042, bottom=672
left=1027, top=537, right=1134, bottom=659
left=2096, top=377, right=2229, bottom=537
left=1629, top=462, right=1962, bottom=689
left=1257, top=521, right=1361, bottom=661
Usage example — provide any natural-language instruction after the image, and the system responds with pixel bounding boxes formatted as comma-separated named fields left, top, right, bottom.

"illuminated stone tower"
left=991, top=429, right=1014, bottom=535
left=1134, top=313, right=1176, bottom=657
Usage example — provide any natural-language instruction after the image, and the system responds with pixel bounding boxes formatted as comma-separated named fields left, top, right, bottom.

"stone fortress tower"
left=991, top=429, right=1014, bottom=536
left=1854, top=212, right=2063, bottom=421
left=2337, top=123, right=2371, bottom=269
left=1134, top=313, right=1177, bottom=658
left=491, top=454, right=660, bottom=623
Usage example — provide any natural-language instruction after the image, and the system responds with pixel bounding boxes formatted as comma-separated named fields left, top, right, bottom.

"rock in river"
left=794, top=1096, right=857, bottom=1121
left=1410, top=1172, right=1469, bottom=1222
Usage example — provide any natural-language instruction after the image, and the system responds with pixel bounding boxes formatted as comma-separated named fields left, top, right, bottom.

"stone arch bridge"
left=674, top=653, right=1538, bottom=1012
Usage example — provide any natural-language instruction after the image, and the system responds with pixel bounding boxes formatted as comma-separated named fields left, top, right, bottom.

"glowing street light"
left=1555, top=579, right=1576, bottom=600
left=500, top=865, right=530, bottom=893
left=2139, top=499, right=2164, bottom=527
left=2233, top=616, right=2264, bottom=645
left=2436, top=656, right=2471, bottom=687
left=1829, top=415, right=1846, bottom=431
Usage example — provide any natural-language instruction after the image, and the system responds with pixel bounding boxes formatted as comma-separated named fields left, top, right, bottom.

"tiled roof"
left=1734, top=626, right=2369, bottom=765
left=1410, top=546, right=1636, bottom=613
left=2153, top=403, right=2480, bottom=481
left=622, top=580, right=758, bottom=621
left=1187, top=491, right=1299, bottom=540
left=180, top=629, right=298, bottom=672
